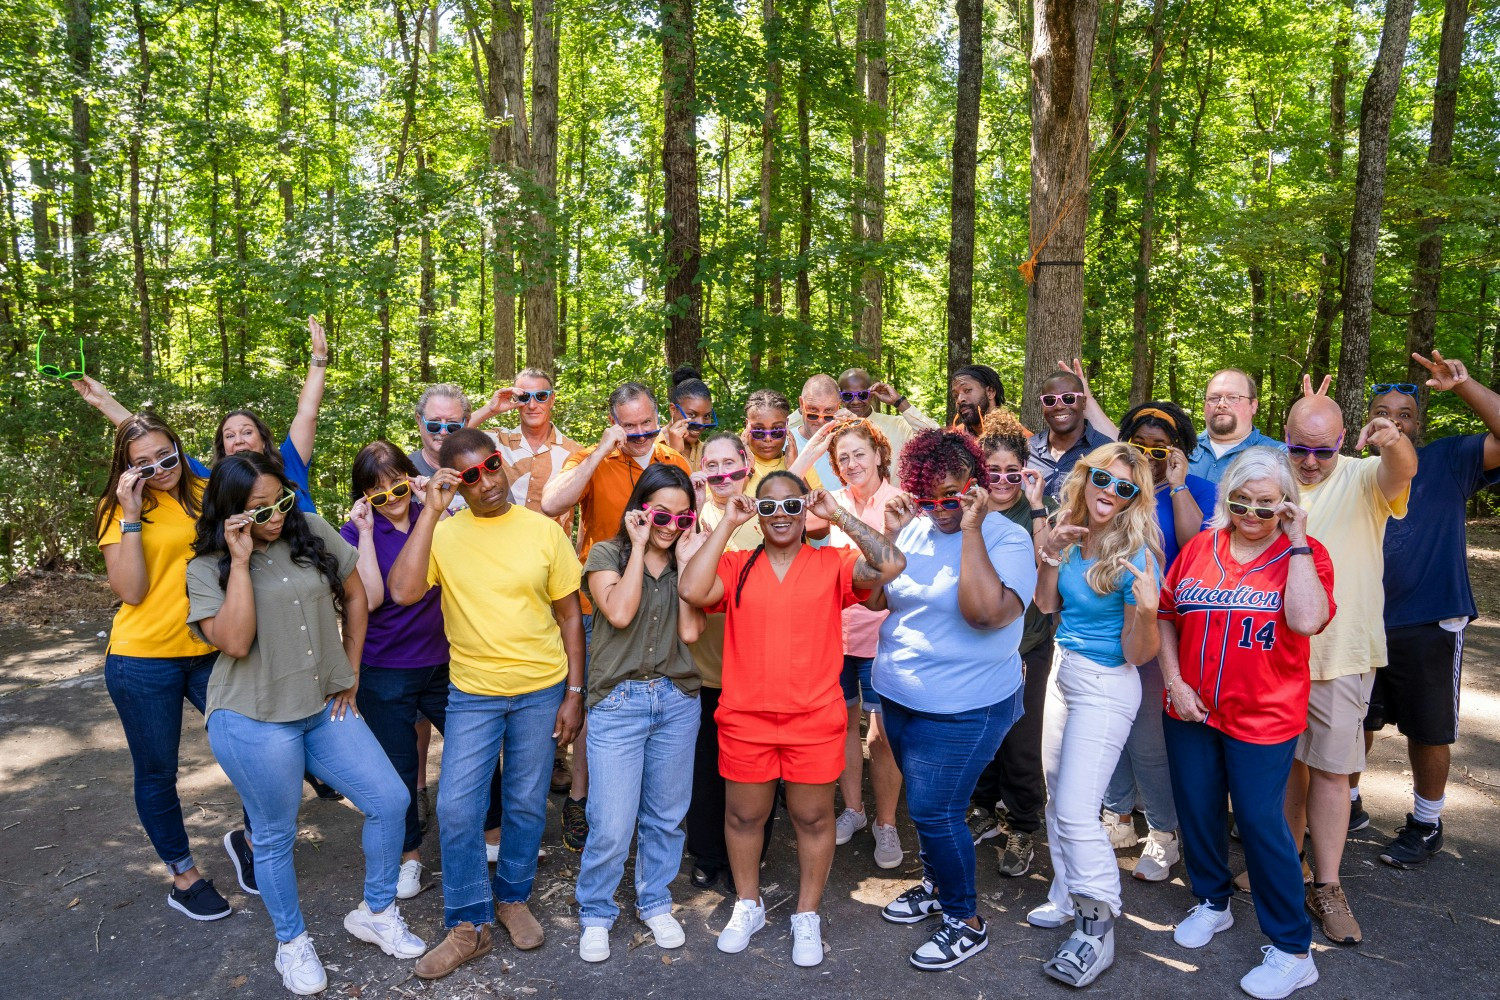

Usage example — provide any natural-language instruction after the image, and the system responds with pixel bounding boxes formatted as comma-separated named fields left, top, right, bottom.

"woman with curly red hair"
left=872, top=430, right=1038, bottom=970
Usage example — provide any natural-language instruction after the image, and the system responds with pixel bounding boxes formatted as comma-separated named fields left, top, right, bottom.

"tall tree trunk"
left=1309, top=0, right=1353, bottom=378
left=851, top=3, right=867, bottom=342
left=858, top=0, right=886, bottom=357
left=1405, top=0, right=1469, bottom=432
left=752, top=0, right=782, bottom=377
left=1128, top=0, right=1164, bottom=406
left=1022, top=0, right=1099, bottom=429
left=129, top=0, right=153, bottom=377
left=794, top=0, right=812, bottom=326
left=662, top=0, right=703, bottom=369
left=278, top=6, right=295, bottom=227
left=231, top=173, right=249, bottom=370
left=66, top=0, right=95, bottom=339
left=945, top=0, right=982, bottom=391
left=417, top=9, right=437, bottom=383
left=526, top=0, right=559, bottom=372
left=1335, top=0, right=1415, bottom=435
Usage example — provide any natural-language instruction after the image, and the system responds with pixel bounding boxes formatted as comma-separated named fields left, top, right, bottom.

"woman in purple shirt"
left=340, top=441, right=501, bottom=900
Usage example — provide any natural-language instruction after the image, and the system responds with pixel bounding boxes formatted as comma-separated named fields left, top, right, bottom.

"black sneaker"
left=1379, top=814, right=1443, bottom=869
left=910, top=915, right=988, bottom=970
left=167, top=878, right=232, bottom=921
left=306, top=773, right=343, bottom=801
left=882, top=881, right=944, bottom=924
left=1348, top=794, right=1370, bottom=833
left=561, top=795, right=589, bottom=852
left=966, top=805, right=1000, bottom=845
left=223, top=829, right=259, bottom=895
left=998, top=829, right=1034, bottom=877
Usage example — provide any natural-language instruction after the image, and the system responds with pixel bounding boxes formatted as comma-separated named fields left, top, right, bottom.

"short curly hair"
left=899, top=429, right=986, bottom=497
left=979, top=407, right=1030, bottom=439
left=827, top=419, right=892, bottom=486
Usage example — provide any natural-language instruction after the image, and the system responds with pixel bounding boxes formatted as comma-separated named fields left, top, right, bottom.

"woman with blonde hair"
left=1027, top=443, right=1163, bottom=988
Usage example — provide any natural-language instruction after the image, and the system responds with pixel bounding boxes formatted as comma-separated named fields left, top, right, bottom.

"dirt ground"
left=3, top=526, right=1500, bottom=1000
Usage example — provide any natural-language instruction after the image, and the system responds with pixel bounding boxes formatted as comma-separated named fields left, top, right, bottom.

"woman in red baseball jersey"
left=1158, top=447, right=1335, bottom=1000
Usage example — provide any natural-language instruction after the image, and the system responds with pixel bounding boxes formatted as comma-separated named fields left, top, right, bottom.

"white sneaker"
left=834, top=807, right=867, bottom=846
left=790, top=911, right=823, bottom=967
left=343, top=901, right=426, bottom=959
left=645, top=912, right=685, bottom=949
left=872, top=822, right=904, bottom=869
left=485, top=840, right=499, bottom=864
left=1240, top=945, right=1319, bottom=999
left=716, top=897, right=766, bottom=954
left=1101, top=809, right=1139, bottom=849
left=578, top=925, right=610, bottom=963
left=274, top=933, right=328, bottom=995
left=396, top=859, right=423, bottom=900
left=1026, top=900, right=1073, bottom=928
left=1134, top=829, right=1181, bottom=882
left=1172, top=901, right=1234, bottom=948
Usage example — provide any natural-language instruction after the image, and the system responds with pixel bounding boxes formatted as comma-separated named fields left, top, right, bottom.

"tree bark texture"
left=859, top=0, right=886, bottom=358
left=1129, top=0, right=1164, bottom=407
left=129, top=0, right=153, bottom=377
left=662, top=0, right=703, bottom=369
left=945, top=0, right=982, bottom=391
left=526, top=0, right=559, bottom=373
left=66, top=0, right=95, bottom=339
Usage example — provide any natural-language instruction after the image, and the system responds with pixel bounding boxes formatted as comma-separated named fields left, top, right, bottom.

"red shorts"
left=715, top=699, right=847, bottom=784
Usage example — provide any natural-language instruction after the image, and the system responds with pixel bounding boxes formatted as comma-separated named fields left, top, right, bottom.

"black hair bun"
left=671, top=365, right=702, bottom=386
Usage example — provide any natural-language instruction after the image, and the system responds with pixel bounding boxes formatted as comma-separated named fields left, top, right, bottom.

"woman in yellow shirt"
left=95, top=414, right=237, bottom=921
left=742, top=389, right=822, bottom=493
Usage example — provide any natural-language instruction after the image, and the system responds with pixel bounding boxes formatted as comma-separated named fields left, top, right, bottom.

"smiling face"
left=838, top=370, right=874, bottom=418
left=1129, top=423, right=1174, bottom=483
left=127, top=430, right=182, bottom=493
left=925, top=470, right=971, bottom=535
left=1040, top=374, right=1086, bottom=436
left=640, top=486, right=693, bottom=551
left=1083, top=457, right=1137, bottom=526
left=746, top=405, right=789, bottom=461
left=612, top=394, right=661, bottom=459
left=674, top=395, right=714, bottom=447
left=701, top=437, right=750, bottom=503
left=220, top=414, right=267, bottom=457
left=984, top=445, right=1026, bottom=509
left=366, top=471, right=413, bottom=524
left=1369, top=389, right=1418, bottom=447
left=1203, top=370, right=1257, bottom=441
left=756, top=475, right=806, bottom=548
left=418, top=392, right=467, bottom=456
left=246, top=473, right=290, bottom=545
left=833, top=429, right=882, bottom=494
left=514, top=372, right=555, bottom=433
left=452, top=448, right=510, bottom=517
left=1227, top=477, right=1286, bottom=544
left=950, top=375, right=992, bottom=426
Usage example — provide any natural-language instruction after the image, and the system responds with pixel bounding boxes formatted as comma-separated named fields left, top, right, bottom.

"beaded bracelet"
left=120, top=520, right=143, bottom=534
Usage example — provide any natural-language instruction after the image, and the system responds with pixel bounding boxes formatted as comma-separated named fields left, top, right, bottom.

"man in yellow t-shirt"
left=387, top=428, right=585, bottom=980
left=1281, top=391, right=1415, bottom=947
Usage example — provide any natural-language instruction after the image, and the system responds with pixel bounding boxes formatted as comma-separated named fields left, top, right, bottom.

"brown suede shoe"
left=1233, top=857, right=1313, bottom=894
left=414, top=921, right=493, bottom=980
left=1306, top=882, right=1362, bottom=944
left=496, top=901, right=544, bottom=950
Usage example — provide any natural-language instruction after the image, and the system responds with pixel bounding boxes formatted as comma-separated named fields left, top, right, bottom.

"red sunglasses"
left=914, top=479, right=975, bottom=512
left=457, top=452, right=504, bottom=485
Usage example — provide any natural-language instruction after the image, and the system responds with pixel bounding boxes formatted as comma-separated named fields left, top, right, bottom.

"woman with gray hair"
left=1155, top=447, right=1336, bottom=999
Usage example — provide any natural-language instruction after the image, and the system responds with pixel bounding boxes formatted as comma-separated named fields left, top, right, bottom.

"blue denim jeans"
left=576, top=678, right=701, bottom=928
left=207, top=703, right=408, bottom=942
left=105, top=652, right=221, bottom=874
left=881, top=687, right=1024, bottom=921
left=356, top=663, right=503, bottom=853
left=1102, top=658, right=1178, bottom=830
left=437, top=682, right=563, bottom=927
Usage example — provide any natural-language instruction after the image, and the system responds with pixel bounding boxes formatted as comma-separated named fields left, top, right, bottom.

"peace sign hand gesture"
left=1411, top=349, right=1469, bottom=392
left=1119, top=553, right=1159, bottom=613
left=1301, top=373, right=1333, bottom=398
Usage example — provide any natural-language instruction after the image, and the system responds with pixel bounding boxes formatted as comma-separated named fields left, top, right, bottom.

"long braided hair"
left=734, top=470, right=807, bottom=607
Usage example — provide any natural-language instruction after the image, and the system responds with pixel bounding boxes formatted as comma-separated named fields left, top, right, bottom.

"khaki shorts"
left=1295, top=671, right=1377, bottom=775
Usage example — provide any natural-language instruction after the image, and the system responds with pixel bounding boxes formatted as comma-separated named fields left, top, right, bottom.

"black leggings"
left=685, top=686, right=775, bottom=869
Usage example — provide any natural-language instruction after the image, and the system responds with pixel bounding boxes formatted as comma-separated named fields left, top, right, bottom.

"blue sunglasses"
left=1370, top=383, right=1418, bottom=398
left=673, top=402, right=718, bottom=432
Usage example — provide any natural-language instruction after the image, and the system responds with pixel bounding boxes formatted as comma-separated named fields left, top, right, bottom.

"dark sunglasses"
left=422, top=418, right=464, bottom=435
left=1088, top=468, right=1140, bottom=500
left=673, top=402, right=718, bottom=432
left=366, top=480, right=412, bottom=507
left=839, top=389, right=872, bottom=403
left=749, top=427, right=788, bottom=440
left=514, top=389, right=555, bottom=404
left=987, top=470, right=1024, bottom=486
left=457, top=452, right=505, bottom=485
left=1285, top=433, right=1343, bottom=461
left=1129, top=442, right=1172, bottom=461
left=35, top=335, right=86, bottom=380
left=1370, top=382, right=1418, bottom=398
left=1227, top=498, right=1285, bottom=521
left=246, top=489, right=297, bottom=524
left=915, top=480, right=976, bottom=512
left=1039, top=392, right=1083, bottom=407
left=704, top=467, right=750, bottom=486
left=642, top=504, right=697, bottom=530
left=756, top=497, right=805, bottom=517
left=131, top=449, right=182, bottom=479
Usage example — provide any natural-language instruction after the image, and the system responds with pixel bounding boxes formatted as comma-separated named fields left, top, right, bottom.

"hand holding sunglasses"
left=723, top=493, right=759, bottom=528
left=365, top=479, right=413, bottom=507
left=349, top=497, right=376, bottom=534
left=640, top=504, right=697, bottom=530
left=1274, top=499, right=1309, bottom=544
left=130, top=449, right=182, bottom=481
left=245, top=489, right=297, bottom=524
left=423, top=468, right=462, bottom=507
left=115, top=468, right=148, bottom=519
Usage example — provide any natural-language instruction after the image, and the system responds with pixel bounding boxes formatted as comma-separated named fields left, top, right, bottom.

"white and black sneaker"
left=882, top=881, right=943, bottom=924
left=167, top=878, right=233, bottom=921
left=910, top=915, right=988, bottom=970
left=223, top=829, right=259, bottom=895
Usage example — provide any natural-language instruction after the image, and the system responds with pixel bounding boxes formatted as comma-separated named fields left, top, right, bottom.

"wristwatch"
left=1287, top=546, right=1313, bottom=557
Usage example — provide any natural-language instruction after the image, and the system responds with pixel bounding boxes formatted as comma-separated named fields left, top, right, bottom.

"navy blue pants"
left=1162, top=714, right=1311, bottom=955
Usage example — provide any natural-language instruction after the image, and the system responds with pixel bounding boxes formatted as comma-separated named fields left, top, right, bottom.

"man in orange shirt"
left=542, top=382, right=691, bottom=849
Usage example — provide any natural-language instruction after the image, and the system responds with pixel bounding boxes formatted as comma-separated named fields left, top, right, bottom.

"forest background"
left=1, top=0, right=1496, bottom=576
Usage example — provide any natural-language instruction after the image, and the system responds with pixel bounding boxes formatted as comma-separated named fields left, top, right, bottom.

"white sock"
left=1349, top=786, right=1360, bottom=802
left=1413, top=793, right=1445, bottom=825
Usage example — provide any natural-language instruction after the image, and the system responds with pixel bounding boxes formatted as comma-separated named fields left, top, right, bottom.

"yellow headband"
left=1135, top=407, right=1176, bottom=427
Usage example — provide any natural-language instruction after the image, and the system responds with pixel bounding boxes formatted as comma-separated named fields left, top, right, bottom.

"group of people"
left=70, top=324, right=1498, bottom=998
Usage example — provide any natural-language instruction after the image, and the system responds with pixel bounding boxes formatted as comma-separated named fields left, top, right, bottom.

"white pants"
left=1042, top=647, right=1142, bottom=917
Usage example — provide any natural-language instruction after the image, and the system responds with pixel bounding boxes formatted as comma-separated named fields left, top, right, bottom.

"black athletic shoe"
left=305, top=773, right=343, bottom=801
left=882, top=881, right=944, bottom=924
left=1348, top=794, right=1370, bottom=833
left=561, top=795, right=589, bottom=852
left=167, top=878, right=232, bottom=921
left=910, top=915, right=988, bottom=970
left=1379, top=814, right=1443, bottom=869
left=223, top=829, right=259, bottom=895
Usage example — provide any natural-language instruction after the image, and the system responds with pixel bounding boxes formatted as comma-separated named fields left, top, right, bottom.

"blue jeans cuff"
left=579, top=914, right=615, bottom=930
left=636, top=898, right=674, bottom=921
left=167, top=854, right=196, bottom=877
left=445, top=902, right=495, bottom=928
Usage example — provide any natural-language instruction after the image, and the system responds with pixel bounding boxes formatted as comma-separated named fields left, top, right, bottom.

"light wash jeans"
left=1042, top=648, right=1142, bottom=917
left=207, top=702, right=408, bottom=942
left=437, top=682, right=563, bottom=927
left=576, top=678, right=701, bottom=928
left=1102, top=657, right=1178, bottom=831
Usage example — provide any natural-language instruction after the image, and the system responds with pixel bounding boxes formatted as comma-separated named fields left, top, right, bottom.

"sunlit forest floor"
left=3, top=529, right=1499, bottom=998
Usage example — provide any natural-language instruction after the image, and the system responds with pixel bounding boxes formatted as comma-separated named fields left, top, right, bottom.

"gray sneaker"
left=835, top=807, right=868, bottom=846
left=998, top=829, right=1034, bottom=877
left=966, top=806, right=1000, bottom=845
left=872, top=822, right=904, bottom=869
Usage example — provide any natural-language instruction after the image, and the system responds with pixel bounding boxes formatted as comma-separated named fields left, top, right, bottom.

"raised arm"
left=1356, top=416, right=1417, bottom=503
left=588, top=513, right=651, bottom=629
left=387, top=472, right=454, bottom=605
left=952, top=489, right=1025, bottom=630
left=470, top=386, right=520, bottom=428
left=809, top=489, right=905, bottom=590
left=71, top=375, right=133, bottom=427
left=680, top=496, right=753, bottom=607
left=1277, top=503, right=1331, bottom=637
left=194, top=520, right=258, bottom=659
left=1060, top=358, right=1119, bottom=439
left=1164, top=449, right=1205, bottom=548
left=870, top=381, right=938, bottom=430
left=347, top=500, right=384, bottom=612
left=1414, top=350, right=1500, bottom=470
left=286, top=316, right=329, bottom=464
left=101, top=471, right=150, bottom=605
left=1119, top=554, right=1161, bottom=666
left=541, top=427, right=625, bottom=516
left=1033, top=511, right=1088, bottom=614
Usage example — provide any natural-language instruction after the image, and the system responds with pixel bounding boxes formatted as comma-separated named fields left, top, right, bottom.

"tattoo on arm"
left=844, top=515, right=900, bottom=587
